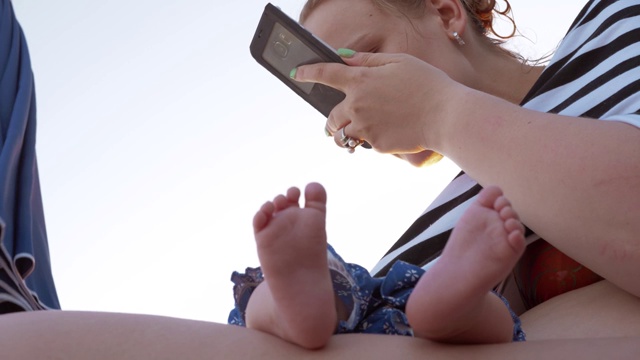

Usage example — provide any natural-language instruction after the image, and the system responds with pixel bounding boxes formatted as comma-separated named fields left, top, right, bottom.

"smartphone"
left=250, top=3, right=347, bottom=119
left=250, top=4, right=372, bottom=148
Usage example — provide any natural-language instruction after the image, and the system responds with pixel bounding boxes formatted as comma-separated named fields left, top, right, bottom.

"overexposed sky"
left=12, top=0, right=585, bottom=323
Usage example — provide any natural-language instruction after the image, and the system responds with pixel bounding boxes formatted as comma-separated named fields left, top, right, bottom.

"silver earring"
left=453, top=31, right=465, bottom=46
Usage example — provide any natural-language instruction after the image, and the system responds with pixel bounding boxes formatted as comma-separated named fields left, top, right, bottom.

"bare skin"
left=1, top=1, right=639, bottom=359
left=407, top=185, right=525, bottom=343
left=1, top=304, right=640, bottom=360
left=246, top=183, right=525, bottom=348
left=298, top=0, right=640, bottom=297
left=246, top=184, right=336, bottom=349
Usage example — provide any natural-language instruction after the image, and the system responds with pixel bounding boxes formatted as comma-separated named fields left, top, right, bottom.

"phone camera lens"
left=273, top=41, right=289, bottom=59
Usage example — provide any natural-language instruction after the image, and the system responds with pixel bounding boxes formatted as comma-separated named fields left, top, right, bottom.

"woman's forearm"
left=295, top=52, right=640, bottom=294
left=436, top=87, right=640, bottom=295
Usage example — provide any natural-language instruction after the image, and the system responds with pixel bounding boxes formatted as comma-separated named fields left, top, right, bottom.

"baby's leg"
left=245, top=183, right=336, bottom=349
left=406, top=186, right=526, bottom=344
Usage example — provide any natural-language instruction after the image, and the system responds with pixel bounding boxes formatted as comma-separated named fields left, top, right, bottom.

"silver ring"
left=339, top=127, right=350, bottom=147
left=338, top=126, right=363, bottom=153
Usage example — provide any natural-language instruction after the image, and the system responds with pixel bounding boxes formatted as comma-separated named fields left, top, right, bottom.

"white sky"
left=11, top=0, right=585, bottom=323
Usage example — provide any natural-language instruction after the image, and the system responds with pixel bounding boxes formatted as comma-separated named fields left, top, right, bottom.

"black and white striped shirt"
left=371, top=0, right=640, bottom=277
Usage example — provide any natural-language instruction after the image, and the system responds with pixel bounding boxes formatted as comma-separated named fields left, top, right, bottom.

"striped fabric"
left=371, top=0, right=640, bottom=277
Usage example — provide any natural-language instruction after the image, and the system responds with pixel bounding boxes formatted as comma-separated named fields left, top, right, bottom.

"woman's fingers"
left=325, top=102, right=353, bottom=136
left=332, top=124, right=367, bottom=154
left=333, top=124, right=351, bottom=148
left=326, top=102, right=365, bottom=148
left=342, top=51, right=403, bottom=68
left=300, top=51, right=453, bottom=154
left=292, top=51, right=401, bottom=91
left=292, top=62, right=351, bottom=91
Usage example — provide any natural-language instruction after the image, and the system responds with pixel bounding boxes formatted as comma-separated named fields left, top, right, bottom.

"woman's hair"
left=461, top=0, right=516, bottom=39
left=300, top=0, right=518, bottom=49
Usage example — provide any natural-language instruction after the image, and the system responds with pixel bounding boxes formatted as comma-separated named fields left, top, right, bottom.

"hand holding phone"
left=250, top=3, right=371, bottom=149
left=250, top=3, right=346, bottom=117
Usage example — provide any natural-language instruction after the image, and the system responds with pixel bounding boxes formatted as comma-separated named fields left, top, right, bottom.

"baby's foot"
left=406, top=186, right=526, bottom=341
left=252, top=182, right=336, bottom=349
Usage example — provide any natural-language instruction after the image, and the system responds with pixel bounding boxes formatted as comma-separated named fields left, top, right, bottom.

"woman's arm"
left=295, top=53, right=640, bottom=296
left=438, top=85, right=640, bottom=297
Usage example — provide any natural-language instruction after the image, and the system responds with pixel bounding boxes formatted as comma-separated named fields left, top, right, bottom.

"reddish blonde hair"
left=300, top=0, right=517, bottom=41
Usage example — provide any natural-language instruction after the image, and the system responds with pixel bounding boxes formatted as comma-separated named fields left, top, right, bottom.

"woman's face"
left=303, top=0, right=458, bottom=166
left=302, top=0, right=464, bottom=80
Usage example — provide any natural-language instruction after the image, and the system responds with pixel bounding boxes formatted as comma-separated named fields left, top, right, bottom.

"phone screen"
left=250, top=4, right=371, bottom=149
left=262, top=22, right=318, bottom=95
left=250, top=3, right=346, bottom=117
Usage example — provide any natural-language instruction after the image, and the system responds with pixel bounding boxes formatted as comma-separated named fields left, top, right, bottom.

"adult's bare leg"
left=521, top=280, right=640, bottom=340
left=1, top=310, right=639, bottom=360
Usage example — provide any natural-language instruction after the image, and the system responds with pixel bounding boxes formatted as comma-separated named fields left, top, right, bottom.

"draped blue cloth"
left=0, top=0, right=60, bottom=309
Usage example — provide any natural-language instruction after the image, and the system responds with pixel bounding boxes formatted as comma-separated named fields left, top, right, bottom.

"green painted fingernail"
left=289, top=68, right=297, bottom=79
left=337, top=48, right=356, bottom=58
left=324, top=127, right=332, bottom=137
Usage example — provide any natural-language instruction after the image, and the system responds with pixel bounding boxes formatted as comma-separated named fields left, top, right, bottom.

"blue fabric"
left=0, top=0, right=60, bottom=309
left=227, top=245, right=417, bottom=336
left=229, top=244, right=525, bottom=341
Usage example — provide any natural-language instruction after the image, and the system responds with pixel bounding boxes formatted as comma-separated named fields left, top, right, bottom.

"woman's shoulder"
left=522, top=0, right=640, bottom=127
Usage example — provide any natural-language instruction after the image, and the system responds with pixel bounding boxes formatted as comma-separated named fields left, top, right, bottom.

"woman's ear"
left=428, top=0, right=467, bottom=37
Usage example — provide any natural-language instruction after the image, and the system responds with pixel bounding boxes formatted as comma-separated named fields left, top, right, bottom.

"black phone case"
left=249, top=3, right=346, bottom=118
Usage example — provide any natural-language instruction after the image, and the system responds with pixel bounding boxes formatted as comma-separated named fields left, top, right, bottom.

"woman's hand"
left=292, top=51, right=462, bottom=154
left=296, top=53, right=640, bottom=298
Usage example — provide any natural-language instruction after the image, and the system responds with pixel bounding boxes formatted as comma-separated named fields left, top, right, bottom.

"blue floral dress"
left=228, top=244, right=525, bottom=341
